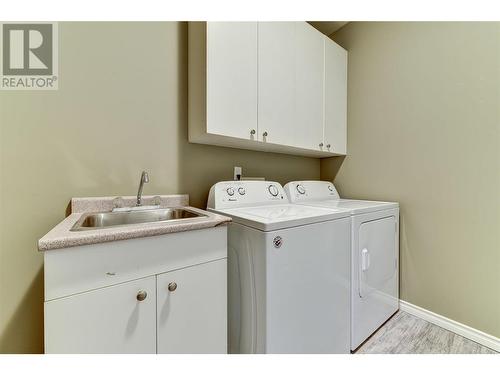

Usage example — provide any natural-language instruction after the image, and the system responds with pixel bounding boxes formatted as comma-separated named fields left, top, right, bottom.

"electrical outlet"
left=234, top=166, right=242, bottom=181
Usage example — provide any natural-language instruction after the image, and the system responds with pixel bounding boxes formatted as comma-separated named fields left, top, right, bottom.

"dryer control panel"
left=207, top=181, right=286, bottom=210
left=284, top=181, right=340, bottom=203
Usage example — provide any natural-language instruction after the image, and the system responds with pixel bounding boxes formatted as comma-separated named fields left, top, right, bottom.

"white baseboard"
left=399, top=300, right=499, bottom=352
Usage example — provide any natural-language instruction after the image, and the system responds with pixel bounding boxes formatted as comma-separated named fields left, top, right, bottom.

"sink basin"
left=71, top=208, right=206, bottom=231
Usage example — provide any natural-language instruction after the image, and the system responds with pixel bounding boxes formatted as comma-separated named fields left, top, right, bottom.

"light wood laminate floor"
left=356, top=311, right=497, bottom=354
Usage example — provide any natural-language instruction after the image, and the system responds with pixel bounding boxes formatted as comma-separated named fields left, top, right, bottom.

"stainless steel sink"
left=71, top=208, right=206, bottom=231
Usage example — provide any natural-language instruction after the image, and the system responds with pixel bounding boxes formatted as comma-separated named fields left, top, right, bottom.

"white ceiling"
left=308, top=22, right=349, bottom=36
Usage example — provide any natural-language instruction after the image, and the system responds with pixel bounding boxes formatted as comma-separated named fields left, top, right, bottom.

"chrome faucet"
left=136, top=171, right=150, bottom=206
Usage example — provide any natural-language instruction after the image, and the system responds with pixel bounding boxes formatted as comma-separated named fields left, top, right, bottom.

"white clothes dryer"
left=284, top=180, right=399, bottom=351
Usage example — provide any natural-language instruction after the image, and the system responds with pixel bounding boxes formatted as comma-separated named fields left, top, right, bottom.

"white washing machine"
left=207, top=180, right=351, bottom=354
left=284, top=180, right=399, bottom=351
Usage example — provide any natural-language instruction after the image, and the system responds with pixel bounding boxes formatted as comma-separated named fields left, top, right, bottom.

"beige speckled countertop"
left=38, top=195, right=231, bottom=251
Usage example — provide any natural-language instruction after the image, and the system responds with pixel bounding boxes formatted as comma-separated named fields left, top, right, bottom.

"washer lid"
left=209, top=204, right=350, bottom=231
left=296, top=199, right=399, bottom=215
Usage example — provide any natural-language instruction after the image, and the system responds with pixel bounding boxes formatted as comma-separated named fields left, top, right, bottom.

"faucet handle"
left=141, top=171, right=149, bottom=183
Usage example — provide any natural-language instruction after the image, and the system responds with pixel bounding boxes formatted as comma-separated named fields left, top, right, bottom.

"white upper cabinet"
left=206, top=22, right=258, bottom=140
left=188, top=22, right=347, bottom=157
left=294, top=22, right=325, bottom=151
left=258, top=22, right=296, bottom=146
left=324, top=36, right=348, bottom=155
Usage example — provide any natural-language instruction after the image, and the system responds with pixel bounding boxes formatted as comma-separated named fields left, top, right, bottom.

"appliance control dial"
left=268, top=184, right=279, bottom=197
left=296, top=184, right=306, bottom=195
left=238, top=187, right=246, bottom=195
left=328, top=185, right=334, bottom=192
left=226, top=187, right=235, bottom=196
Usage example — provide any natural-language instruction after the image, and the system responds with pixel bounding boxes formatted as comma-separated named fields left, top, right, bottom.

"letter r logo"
left=2, top=24, right=53, bottom=75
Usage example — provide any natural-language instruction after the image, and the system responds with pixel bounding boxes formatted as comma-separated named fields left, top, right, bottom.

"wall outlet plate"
left=234, top=166, right=242, bottom=181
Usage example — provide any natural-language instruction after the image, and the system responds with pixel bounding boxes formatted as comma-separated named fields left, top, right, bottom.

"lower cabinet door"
left=45, top=276, right=156, bottom=354
left=157, top=259, right=227, bottom=353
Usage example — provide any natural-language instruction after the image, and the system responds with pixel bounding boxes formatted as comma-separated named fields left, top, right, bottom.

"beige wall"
left=322, top=22, right=500, bottom=337
left=0, top=22, right=320, bottom=353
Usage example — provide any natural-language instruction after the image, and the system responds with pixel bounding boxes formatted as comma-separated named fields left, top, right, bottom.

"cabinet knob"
left=326, top=144, right=331, bottom=149
left=263, top=131, right=268, bottom=137
left=250, top=129, right=256, bottom=135
left=319, top=142, right=324, bottom=147
left=136, top=290, right=147, bottom=301
left=168, top=282, right=177, bottom=292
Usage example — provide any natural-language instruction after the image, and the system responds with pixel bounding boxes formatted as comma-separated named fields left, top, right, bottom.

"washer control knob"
left=268, top=185, right=279, bottom=197
left=296, top=184, right=306, bottom=195
left=226, top=187, right=235, bottom=196
left=238, top=187, right=246, bottom=195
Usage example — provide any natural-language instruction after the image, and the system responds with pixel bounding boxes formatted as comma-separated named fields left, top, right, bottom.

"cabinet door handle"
left=263, top=131, right=268, bottom=137
left=250, top=129, right=256, bottom=135
left=168, top=282, right=177, bottom=292
left=136, top=290, right=147, bottom=301
left=326, top=144, right=331, bottom=149
left=319, top=142, right=324, bottom=147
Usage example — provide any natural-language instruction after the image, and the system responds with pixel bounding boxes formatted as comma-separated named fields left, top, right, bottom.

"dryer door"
left=351, top=209, right=399, bottom=350
left=358, top=216, right=397, bottom=299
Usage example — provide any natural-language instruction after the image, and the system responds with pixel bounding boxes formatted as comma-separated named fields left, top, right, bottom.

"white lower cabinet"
left=45, top=276, right=157, bottom=354
left=44, top=227, right=228, bottom=354
left=157, top=260, right=227, bottom=353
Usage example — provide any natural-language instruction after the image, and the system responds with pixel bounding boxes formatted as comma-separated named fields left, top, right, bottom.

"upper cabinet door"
left=258, top=22, right=296, bottom=146
left=294, top=22, right=325, bottom=151
left=206, top=22, right=258, bottom=140
left=324, top=37, right=348, bottom=155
